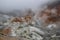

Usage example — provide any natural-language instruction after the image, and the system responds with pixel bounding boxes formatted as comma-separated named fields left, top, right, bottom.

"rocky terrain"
left=0, top=0, right=60, bottom=40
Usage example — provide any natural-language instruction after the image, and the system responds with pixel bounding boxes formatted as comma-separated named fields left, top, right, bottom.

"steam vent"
left=0, top=0, right=60, bottom=40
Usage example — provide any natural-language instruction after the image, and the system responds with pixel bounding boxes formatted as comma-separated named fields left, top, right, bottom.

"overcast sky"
left=0, top=0, right=54, bottom=12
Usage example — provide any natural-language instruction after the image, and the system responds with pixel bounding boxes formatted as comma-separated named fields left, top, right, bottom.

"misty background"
left=0, top=0, right=55, bottom=17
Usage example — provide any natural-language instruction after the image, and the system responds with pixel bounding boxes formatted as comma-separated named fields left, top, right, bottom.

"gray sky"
left=0, top=0, right=52, bottom=12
